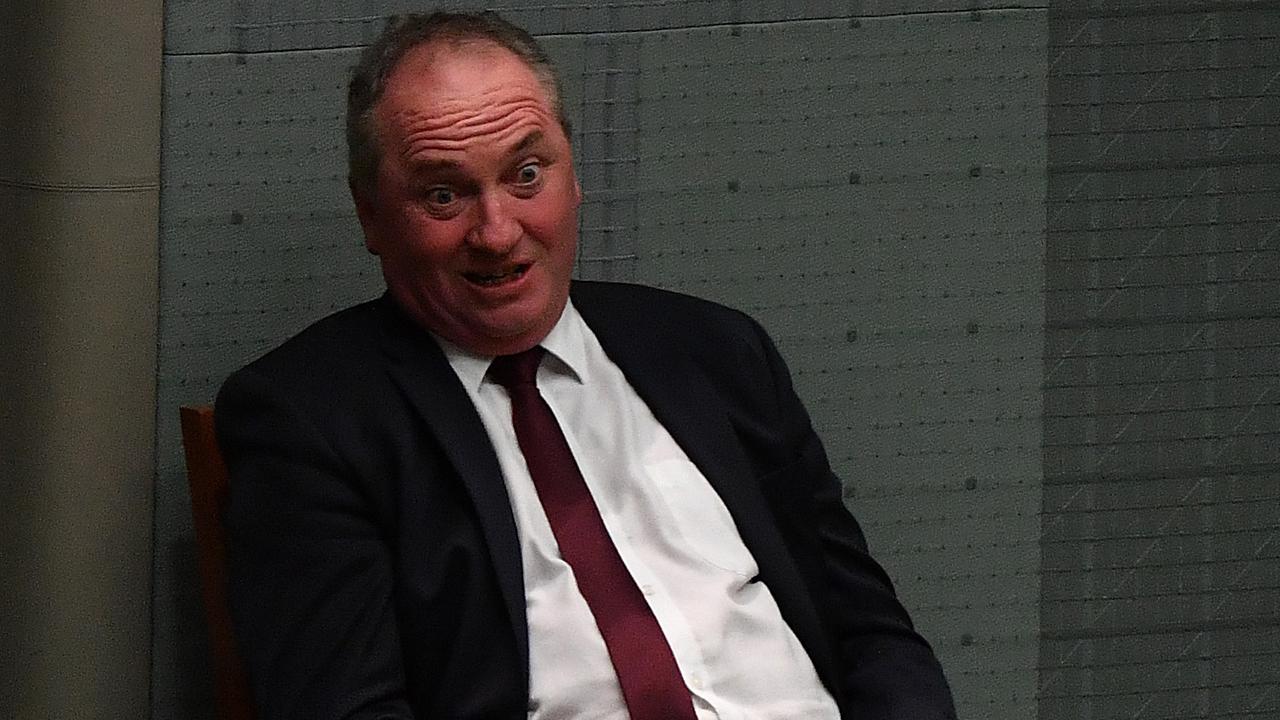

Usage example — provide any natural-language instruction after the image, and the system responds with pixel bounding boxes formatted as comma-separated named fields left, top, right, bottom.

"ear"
left=350, top=180, right=382, bottom=256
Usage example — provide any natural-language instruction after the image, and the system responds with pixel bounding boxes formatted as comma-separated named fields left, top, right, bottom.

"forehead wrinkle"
left=399, top=115, right=534, bottom=157
left=391, top=93, right=548, bottom=133
left=395, top=104, right=556, bottom=163
left=394, top=83, right=545, bottom=122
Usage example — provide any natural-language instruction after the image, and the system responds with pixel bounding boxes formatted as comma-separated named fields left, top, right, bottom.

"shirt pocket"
left=643, top=457, right=758, bottom=578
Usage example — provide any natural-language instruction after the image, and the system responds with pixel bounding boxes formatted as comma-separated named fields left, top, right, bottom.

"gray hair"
left=346, top=11, right=570, bottom=196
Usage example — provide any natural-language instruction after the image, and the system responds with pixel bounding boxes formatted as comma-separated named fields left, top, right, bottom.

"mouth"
left=463, top=263, right=530, bottom=287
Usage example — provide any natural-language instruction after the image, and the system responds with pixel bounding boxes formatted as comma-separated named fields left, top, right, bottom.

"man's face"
left=354, top=41, right=581, bottom=356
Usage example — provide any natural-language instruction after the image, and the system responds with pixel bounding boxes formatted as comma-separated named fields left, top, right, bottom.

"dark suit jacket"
left=216, top=281, right=956, bottom=720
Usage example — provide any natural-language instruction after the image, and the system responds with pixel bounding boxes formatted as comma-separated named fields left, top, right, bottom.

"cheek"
left=531, top=214, right=577, bottom=264
left=390, top=215, right=468, bottom=266
left=530, top=190, right=580, bottom=245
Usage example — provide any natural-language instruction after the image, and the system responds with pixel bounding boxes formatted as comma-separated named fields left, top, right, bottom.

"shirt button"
left=641, top=584, right=655, bottom=596
left=689, top=673, right=705, bottom=690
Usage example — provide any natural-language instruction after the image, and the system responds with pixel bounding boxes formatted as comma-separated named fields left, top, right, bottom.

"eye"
left=419, top=186, right=466, bottom=219
left=425, top=187, right=456, bottom=206
left=514, top=162, right=542, bottom=185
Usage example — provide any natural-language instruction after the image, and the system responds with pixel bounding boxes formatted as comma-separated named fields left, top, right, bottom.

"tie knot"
left=489, top=346, right=546, bottom=389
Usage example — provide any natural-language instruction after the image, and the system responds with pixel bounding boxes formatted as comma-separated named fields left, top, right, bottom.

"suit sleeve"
left=216, top=367, right=415, bottom=720
left=749, top=320, right=958, bottom=720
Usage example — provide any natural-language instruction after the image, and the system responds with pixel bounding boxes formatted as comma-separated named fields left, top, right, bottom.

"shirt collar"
left=435, top=300, right=590, bottom=393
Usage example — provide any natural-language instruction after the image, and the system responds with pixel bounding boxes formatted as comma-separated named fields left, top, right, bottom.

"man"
left=217, top=11, right=956, bottom=720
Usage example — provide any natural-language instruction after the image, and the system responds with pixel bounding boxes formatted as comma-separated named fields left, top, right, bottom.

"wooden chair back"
left=179, top=404, right=256, bottom=720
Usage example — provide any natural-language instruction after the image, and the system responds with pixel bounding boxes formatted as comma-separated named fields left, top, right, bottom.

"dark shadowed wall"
left=1039, top=4, right=1280, bottom=719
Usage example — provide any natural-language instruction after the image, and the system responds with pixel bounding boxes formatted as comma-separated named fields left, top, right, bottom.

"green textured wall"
left=148, top=2, right=1280, bottom=719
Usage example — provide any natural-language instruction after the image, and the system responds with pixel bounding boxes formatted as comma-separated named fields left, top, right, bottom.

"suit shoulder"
left=571, top=281, right=778, bottom=381
left=571, top=281, right=758, bottom=333
left=213, top=297, right=426, bottom=443
left=246, top=299, right=381, bottom=372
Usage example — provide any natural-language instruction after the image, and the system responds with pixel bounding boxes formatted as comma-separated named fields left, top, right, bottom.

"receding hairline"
left=378, top=38, right=559, bottom=105
left=346, top=12, right=571, bottom=195
left=366, top=45, right=567, bottom=175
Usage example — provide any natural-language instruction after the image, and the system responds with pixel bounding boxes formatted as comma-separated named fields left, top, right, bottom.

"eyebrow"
left=511, top=130, right=545, bottom=155
left=407, top=158, right=462, bottom=175
left=403, top=130, right=551, bottom=180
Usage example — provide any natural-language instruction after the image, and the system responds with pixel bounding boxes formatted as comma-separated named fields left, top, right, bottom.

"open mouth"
left=464, top=264, right=530, bottom=287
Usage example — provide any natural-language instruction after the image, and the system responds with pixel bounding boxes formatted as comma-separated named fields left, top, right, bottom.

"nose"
left=467, top=191, right=522, bottom=253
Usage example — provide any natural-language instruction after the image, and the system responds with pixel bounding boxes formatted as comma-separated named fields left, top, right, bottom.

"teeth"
left=469, top=266, right=527, bottom=286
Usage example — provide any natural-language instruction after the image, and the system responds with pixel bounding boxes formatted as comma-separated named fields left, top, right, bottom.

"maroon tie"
left=489, top=347, right=698, bottom=720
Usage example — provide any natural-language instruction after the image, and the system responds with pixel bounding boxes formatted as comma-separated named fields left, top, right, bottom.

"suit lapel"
left=575, top=286, right=836, bottom=688
left=372, top=296, right=529, bottom=678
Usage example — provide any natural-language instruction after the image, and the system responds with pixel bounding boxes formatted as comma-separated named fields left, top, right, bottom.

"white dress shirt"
left=438, top=302, right=840, bottom=720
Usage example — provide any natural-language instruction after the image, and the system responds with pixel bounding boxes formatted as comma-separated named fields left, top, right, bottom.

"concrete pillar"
left=0, top=1, right=163, bottom=717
